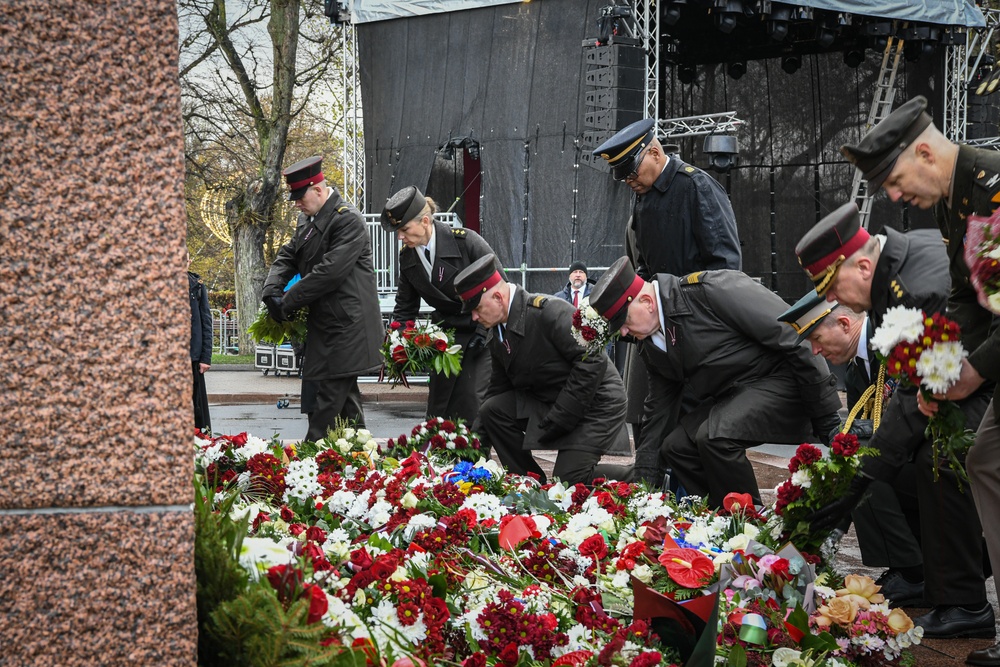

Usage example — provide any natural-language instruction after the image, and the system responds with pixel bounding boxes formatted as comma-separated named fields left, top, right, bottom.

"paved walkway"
left=205, top=368, right=998, bottom=665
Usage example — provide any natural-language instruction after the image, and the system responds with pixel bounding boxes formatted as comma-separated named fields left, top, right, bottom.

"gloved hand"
left=537, top=416, right=572, bottom=443
left=465, top=331, right=488, bottom=353
left=811, top=411, right=842, bottom=447
left=806, top=473, right=871, bottom=533
left=264, top=295, right=286, bottom=323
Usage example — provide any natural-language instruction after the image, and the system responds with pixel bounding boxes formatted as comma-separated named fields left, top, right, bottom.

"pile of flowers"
left=381, top=416, right=484, bottom=464
left=381, top=319, right=463, bottom=386
left=194, top=423, right=921, bottom=667
left=773, top=435, right=875, bottom=555
left=965, top=207, right=1000, bottom=313
left=571, top=297, right=616, bottom=358
left=870, top=305, right=974, bottom=483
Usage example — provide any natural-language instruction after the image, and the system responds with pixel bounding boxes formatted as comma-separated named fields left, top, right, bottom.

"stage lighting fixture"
left=714, top=0, right=743, bottom=34
left=704, top=134, right=739, bottom=173
left=677, top=63, right=697, bottom=83
left=904, top=40, right=937, bottom=62
left=765, top=4, right=792, bottom=42
left=727, top=59, right=747, bottom=80
left=664, top=0, right=687, bottom=26
left=781, top=55, right=801, bottom=74
left=843, top=48, right=864, bottom=68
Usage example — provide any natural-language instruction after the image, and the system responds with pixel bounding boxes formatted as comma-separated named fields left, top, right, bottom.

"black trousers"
left=852, top=465, right=922, bottom=569
left=660, top=417, right=758, bottom=507
left=427, top=344, right=491, bottom=424
left=302, top=377, right=365, bottom=443
left=192, top=360, right=211, bottom=433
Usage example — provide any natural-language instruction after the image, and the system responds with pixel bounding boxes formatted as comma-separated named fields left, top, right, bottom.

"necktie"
left=856, top=357, right=870, bottom=384
left=423, top=248, right=432, bottom=264
left=572, top=290, right=579, bottom=308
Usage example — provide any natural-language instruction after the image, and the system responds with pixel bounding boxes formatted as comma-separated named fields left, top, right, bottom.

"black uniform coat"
left=262, top=189, right=383, bottom=381
left=637, top=271, right=840, bottom=463
left=391, top=222, right=494, bottom=421
left=936, top=145, right=1000, bottom=411
left=189, top=271, right=212, bottom=364
left=483, top=287, right=628, bottom=453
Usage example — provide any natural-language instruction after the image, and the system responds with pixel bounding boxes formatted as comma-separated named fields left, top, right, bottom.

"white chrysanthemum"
left=559, top=624, right=595, bottom=653
left=459, top=492, right=508, bottom=522
left=370, top=599, right=427, bottom=647
left=455, top=606, right=487, bottom=641
left=283, top=458, right=321, bottom=503
left=790, top=468, right=812, bottom=488
left=915, top=340, right=966, bottom=394
left=365, top=499, right=394, bottom=527
left=239, top=536, right=295, bottom=577
left=403, top=513, right=438, bottom=541
left=323, top=597, right=369, bottom=639
left=629, top=493, right=674, bottom=523
left=232, top=435, right=272, bottom=461
left=197, top=441, right=225, bottom=464
left=870, top=306, right=925, bottom=356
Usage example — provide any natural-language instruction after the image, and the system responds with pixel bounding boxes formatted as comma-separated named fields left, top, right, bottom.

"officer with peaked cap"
left=848, top=99, right=1000, bottom=664
left=381, top=185, right=497, bottom=424
left=452, top=254, right=631, bottom=485
left=587, top=256, right=841, bottom=505
left=779, top=291, right=926, bottom=606
left=795, top=201, right=996, bottom=639
left=262, top=156, right=383, bottom=442
left=593, top=118, right=742, bottom=458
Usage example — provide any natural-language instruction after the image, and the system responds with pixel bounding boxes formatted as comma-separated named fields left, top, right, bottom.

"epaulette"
left=337, top=205, right=349, bottom=213
left=530, top=295, right=547, bottom=308
left=972, top=168, right=1000, bottom=205
left=682, top=271, right=704, bottom=285
left=684, top=166, right=696, bottom=173
left=889, top=275, right=907, bottom=301
left=452, top=228, right=467, bottom=237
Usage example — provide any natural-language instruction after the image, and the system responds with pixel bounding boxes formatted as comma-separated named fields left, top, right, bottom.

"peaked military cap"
left=282, top=156, right=324, bottom=201
left=454, top=254, right=504, bottom=313
left=795, top=202, right=870, bottom=296
left=380, top=185, right=427, bottom=233
left=592, top=118, right=657, bottom=180
left=841, top=95, right=933, bottom=187
left=778, top=290, right=839, bottom=343
left=569, top=260, right=588, bottom=276
left=589, top=256, right=647, bottom=331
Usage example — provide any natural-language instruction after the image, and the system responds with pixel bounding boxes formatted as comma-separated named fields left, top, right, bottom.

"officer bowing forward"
left=453, top=254, right=631, bottom=485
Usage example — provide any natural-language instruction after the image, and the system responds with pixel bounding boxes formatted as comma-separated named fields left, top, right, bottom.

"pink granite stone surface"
left=0, top=511, right=196, bottom=666
left=0, top=0, right=195, bottom=663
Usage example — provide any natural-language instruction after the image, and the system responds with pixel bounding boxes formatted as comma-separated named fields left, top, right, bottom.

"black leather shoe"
left=914, top=603, right=996, bottom=639
left=876, top=570, right=925, bottom=607
left=968, top=641, right=1000, bottom=667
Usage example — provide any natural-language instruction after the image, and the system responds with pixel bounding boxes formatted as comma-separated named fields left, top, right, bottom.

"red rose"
left=349, top=547, right=374, bottom=571
left=498, top=642, right=520, bottom=666
left=770, top=557, right=791, bottom=579
left=305, top=526, right=327, bottom=544
left=389, top=320, right=402, bottom=330
left=462, top=654, right=487, bottom=667
left=280, top=505, right=294, bottom=522
left=414, top=333, right=432, bottom=348
left=304, top=583, right=327, bottom=624
left=578, top=534, right=608, bottom=560
left=391, top=346, right=409, bottom=364
left=288, top=522, right=306, bottom=536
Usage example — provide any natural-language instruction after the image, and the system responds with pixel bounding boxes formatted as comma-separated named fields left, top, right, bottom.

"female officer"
left=381, top=186, right=497, bottom=423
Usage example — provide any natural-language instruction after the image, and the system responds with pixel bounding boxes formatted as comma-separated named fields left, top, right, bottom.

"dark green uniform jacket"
left=637, top=271, right=840, bottom=466
left=262, top=189, right=383, bottom=381
left=484, top=288, right=628, bottom=453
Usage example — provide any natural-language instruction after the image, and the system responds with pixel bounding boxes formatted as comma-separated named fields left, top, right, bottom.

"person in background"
left=381, top=185, right=495, bottom=424
left=262, top=155, right=383, bottom=442
left=554, top=261, right=592, bottom=308
left=188, top=251, right=212, bottom=433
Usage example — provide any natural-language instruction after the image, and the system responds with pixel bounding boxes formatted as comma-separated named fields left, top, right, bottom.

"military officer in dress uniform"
left=381, top=185, right=495, bottom=424
left=593, top=118, right=743, bottom=472
left=588, top=257, right=841, bottom=507
left=842, top=96, right=1000, bottom=663
left=779, top=291, right=924, bottom=607
left=453, top=254, right=630, bottom=485
left=795, top=202, right=995, bottom=640
left=262, top=156, right=383, bottom=443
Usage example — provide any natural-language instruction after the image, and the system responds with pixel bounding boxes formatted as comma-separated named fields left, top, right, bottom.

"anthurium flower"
left=658, top=548, right=714, bottom=588
left=722, top=492, right=755, bottom=514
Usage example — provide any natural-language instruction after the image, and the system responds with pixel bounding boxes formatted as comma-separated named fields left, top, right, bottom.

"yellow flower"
left=887, top=608, right=915, bottom=633
left=836, top=574, right=885, bottom=609
left=815, top=596, right=859, bottom=627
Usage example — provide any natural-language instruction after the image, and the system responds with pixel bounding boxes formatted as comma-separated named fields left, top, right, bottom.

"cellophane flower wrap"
left=381, top=416, right=484, bottom=464
left=247, top=303, right=308, bottom=345
left=870, top=306, right=973, bottom=485
left=964, top=206, right=1000, bottom=314
left=193, top=424, right=921, bottom=667
left=772, top=436, right=875, bottom=558
left=381, top=319, right=463, bottom=386
left=571, top=296, right=617, bottom=358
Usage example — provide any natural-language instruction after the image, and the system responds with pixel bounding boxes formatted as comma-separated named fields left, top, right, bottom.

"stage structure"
left=340, top=0, right=994, bottom=299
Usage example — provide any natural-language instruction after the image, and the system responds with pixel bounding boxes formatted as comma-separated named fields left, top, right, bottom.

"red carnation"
left=831, top=432, right=860, bottom=457
left=462, top=654, right=487, bottom=667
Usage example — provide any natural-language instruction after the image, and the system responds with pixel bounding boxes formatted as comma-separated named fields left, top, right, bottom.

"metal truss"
left=341, top=24, right=366, bottom=212
left=657, top=111, right=745, bottom=138
left=633, top=0, right=659, bottom=122
left=945, top=8, right=1000, bottom=145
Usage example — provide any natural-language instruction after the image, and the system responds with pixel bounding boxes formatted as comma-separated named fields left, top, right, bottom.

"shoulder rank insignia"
left=337, top=205, right=349, bottom=213
left=683, top=271, right=704, bottom=285
left=531, top=295, right=547, bottom=308
left=452, top=228, right=467, bottom=237
left=684, top=166, right=695, bottom=173
left=889, top=276, right=906, bottom=301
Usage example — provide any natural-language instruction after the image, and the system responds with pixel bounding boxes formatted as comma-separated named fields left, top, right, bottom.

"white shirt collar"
left=856, top=314, right=870, bottom=363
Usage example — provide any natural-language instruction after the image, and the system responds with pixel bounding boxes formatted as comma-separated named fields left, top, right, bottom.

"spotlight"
left=714, top=0, right=743, bottom=34
left=765, top=4, right=792, bottom=42
left=664, top=0, right=686, bottom=26
left=677, top=63, right=697, bottom=83
left=903, top=40, right=937, bottom=62
left=727, top=59, right=747, bottom=80
left=704, top=134, right=739, bottom=173
left=781, top=55, right=801, bottom=74
left=843, top=48, right=865, bottom=68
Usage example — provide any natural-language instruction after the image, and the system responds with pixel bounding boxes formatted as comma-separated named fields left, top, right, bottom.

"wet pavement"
left=205, top=368, right=998, bottom=665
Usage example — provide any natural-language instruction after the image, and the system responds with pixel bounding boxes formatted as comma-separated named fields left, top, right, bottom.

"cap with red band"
left=589, top=256, right=648, bottom=331
left=282, top=156, right=324, bottom=202
left=794, top=202, right=868, bottom=296
left=454, top=254, right=506, bottom=314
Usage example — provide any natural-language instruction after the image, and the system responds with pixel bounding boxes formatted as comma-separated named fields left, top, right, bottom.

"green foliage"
left=211, top=353, right=254, bottom=365
left=208, top=290, right=237, bottom=310
left=248, top=304, right=309, bottom=345
left=925, top=396, right=975, bottom=488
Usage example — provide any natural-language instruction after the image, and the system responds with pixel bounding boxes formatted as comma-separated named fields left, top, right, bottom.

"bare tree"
left=179, top=0, right=344, bottom=354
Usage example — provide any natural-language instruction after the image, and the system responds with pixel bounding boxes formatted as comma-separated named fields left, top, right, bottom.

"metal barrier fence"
left=211, top=309, right=241, bottom=355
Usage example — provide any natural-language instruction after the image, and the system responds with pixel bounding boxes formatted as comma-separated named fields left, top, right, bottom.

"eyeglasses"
left=615, top=147, right=649, bottom=182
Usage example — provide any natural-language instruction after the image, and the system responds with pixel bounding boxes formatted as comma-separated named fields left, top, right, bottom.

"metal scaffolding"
left=341, top=24, right=366, bottom=212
